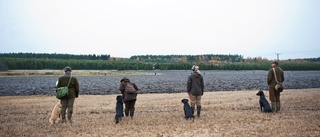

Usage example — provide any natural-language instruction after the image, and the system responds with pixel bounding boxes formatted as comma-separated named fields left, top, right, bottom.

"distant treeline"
left=0, top=53, right=110, bottom=60
left=0, top=58, right=150, bottom=70
left=1, top=58, right=320, bottom=71
left=131, top=54, right=243, bottom=63
left=0, top=53, right=320, bottom=71
left=303, top=57, right=320, bottom=62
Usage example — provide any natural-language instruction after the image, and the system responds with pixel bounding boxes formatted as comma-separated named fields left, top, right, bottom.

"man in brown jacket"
left=187, top=65, right=204, bottom=117
left=119, top=77, right=138, bottom=119
left=267, top=61, right=284, bottom=112
left=57, top=66, right=79, bottom=123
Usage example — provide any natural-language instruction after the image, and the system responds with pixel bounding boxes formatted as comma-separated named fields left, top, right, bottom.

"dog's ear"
left=181, top=99, right=188, bottom=103
left=257, top=91, right=264, bottom=96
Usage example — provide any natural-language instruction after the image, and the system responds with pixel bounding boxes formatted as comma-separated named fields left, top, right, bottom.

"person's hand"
left=75, top=94, right=79, bottom=98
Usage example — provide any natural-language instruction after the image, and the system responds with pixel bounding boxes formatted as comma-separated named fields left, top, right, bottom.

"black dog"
left=256, top=91, right=272, bottom=112
left=115, top=95, right=124, bottom=124
left=181, top=99, right=194, bottom=121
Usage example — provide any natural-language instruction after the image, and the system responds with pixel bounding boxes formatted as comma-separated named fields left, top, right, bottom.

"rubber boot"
left=197, top=106, right=201, bottom=118
left=60, top=111, right=66, bottom=123
left=276, top=102, right=281, bottom=112
left=125, top=110, right=129, bottom=117
left=67, top=111, right=73, bottom=124
left=190, top=107, right=195, bottom=115
left=68, top=118, right=73, bottom=124
left=271, top=102, right=277, bottom=112
left=130, top=111, right=134, bottom=119
left=61, top=119, right=66, bottom=123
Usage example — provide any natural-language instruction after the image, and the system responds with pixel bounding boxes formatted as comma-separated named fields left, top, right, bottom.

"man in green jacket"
left=267, top=61, right=284, bottom=112
left=57, top=66, right=79, bottom=123
left=187, top=65, right=204, bottom=117
left=119, top=77, right=138, bottom=119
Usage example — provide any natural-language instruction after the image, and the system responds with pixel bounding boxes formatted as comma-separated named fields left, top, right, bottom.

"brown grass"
left=0, top=89, right=319, bottom=137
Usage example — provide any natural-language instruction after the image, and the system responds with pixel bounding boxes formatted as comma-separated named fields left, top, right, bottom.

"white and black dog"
left=181, top=99, right=194, bottom=121
left=256, top=90, right=272, bottom=113
left=115, top=95, right=124, bottom=124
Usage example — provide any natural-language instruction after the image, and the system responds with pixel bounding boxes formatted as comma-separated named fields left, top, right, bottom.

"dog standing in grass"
left=181, top=99, right=194, bottom=121
left=256, top=90, right=272, bottom=113
left=49, top=101, right=61, bottom=125
left=115, top=95, right=124, bottom=124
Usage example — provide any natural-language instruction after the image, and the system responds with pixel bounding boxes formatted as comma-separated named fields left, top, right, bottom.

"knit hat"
left=64, top=66, right=72, bottom=72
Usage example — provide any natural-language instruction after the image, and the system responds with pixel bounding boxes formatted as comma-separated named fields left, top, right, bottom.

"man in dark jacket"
left=267, top=61, right=284, bottom=112
left=119, top=77, right=138, bottom=119
left=187, top=65, right=204, bottom=117
left=57, top=66, right=79, bottom=124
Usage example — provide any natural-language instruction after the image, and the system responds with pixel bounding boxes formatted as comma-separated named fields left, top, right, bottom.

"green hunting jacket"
left=187, top=71, right=204, bottom=96
left=119, top=77, right=138, bottom=102
left=267, top=66, right=284, bottom=87
left=57, top=73, right=79, bottom=98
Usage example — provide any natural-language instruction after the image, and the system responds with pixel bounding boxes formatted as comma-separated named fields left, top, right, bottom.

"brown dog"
left=49, top=101, right=61, bottom=125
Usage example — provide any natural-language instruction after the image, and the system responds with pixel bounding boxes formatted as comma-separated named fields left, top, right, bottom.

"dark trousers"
left=124, top=100, right=136, bottom=116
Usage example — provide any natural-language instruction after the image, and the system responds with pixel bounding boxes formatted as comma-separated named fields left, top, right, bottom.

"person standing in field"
left=187, top=65, right=204, bottom=117
left=267, top=61, right=284, bottom=112
left=119, top=77, right=138, bottom=119
left=57, top=66, right=79, bottom=124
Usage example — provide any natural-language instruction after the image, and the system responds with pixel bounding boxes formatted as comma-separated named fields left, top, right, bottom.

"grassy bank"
left=0, top=89, right=319, bottom=137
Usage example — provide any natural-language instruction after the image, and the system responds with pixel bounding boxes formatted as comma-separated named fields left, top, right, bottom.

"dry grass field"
left=0, top=89, right=319, bottom=137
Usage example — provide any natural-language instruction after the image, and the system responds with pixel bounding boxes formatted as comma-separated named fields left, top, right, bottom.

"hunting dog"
left=49, top=101, right=61, bottom=125
left=115, top=95, right=124, bottom=124
left=256, top=90, right=272, bottom=112
left=181, top=99, right=194, bottom=121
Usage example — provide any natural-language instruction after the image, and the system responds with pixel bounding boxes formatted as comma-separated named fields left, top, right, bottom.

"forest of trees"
left=0, top=53, right=110, bottom=60
left=130, top=54, right=243, bottom=63
left=303, top=57, right=320, bottom=62
left=0, top=53, right=320, bottom=71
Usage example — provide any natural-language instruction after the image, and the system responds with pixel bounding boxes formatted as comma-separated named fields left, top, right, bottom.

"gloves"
left=75, top=94, right=79, bottom=98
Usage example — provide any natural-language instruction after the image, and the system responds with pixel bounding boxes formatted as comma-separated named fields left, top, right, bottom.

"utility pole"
left=275, top=53, right=281, bottom=62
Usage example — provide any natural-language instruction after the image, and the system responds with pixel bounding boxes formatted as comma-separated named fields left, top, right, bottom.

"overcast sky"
left=1, top=0, right=319, bottom=60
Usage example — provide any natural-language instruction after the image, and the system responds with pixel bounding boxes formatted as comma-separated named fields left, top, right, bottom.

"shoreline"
left=1, top=70, right=319, bottom=96
left=0, top=70, right=154, bottom=76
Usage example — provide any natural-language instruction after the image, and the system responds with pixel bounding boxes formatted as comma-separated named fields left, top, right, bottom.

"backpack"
left=125, top=82, right=137, bottom=94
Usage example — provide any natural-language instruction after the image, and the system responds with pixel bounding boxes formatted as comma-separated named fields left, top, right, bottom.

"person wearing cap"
left=119, top=77, right=139, bottom=119
left=187, top=65, right=204, bottom=117
left=57, top=66, right=80, bottom=124
left=267, top=61, right=284, bottom=112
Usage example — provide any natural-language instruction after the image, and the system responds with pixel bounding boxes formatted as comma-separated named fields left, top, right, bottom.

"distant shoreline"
left=0, top=70, right=154, bottom=76
left=1, top=69, right=320, bottom=77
